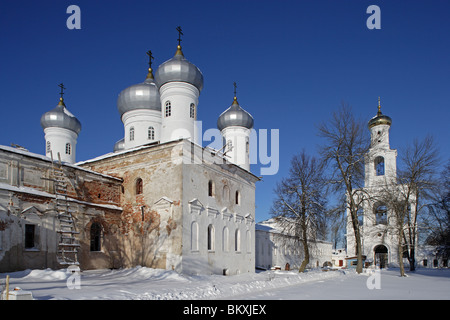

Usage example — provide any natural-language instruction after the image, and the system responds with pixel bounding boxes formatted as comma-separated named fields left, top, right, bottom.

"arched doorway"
left=374, top=245, right=388, bottom=268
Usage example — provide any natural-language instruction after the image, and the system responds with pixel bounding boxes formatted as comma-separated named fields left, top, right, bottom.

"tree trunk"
left=398, top=235, right=406, bottom=276
left=299, top=237, right=310, bottom=273
left=409, top=247, right=416, bottom=271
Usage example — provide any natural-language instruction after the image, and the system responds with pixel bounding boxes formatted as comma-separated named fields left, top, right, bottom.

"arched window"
left=46, top=141, right=51, bottom=154
left=191, top=221, right=199, bottom=251
left=375, top=156, right=385, bottom=176
left=235, top=190, right=240, bottom=205
left=375, top=204, right=388, bottom=225
left=223, top=185, right=230, bottom=201
left=148, top=126, right=155, bottom=140
left=207, top=224, right=215, bottom=251
left=208, top=180, right=215, bottom=197
left=190, top=103, right=195, bottom=119
left=222, top=227, right=229, bottom=252
left=135, top=178, right=143, bottom=195
left=90, top=222, right=102, bottom=252
left=130, top=127, right=135, bottom=141
left=246, top=230, right=251, bottom=253
left=165, top=101, right=171, bottom=117
left=65, top=143, right=71, bottom=155
left=235, top=229, right=241, bottom=252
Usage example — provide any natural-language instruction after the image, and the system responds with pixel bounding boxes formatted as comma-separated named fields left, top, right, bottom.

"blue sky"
left=0, top=0, right=449, bottom=224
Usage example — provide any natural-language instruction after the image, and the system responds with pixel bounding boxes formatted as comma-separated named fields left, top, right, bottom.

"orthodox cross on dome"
left=176, top=26, right=183, bottom=46
left=377, top=96, right=382, bottom=115
left=146, top=50, right=154, bottom=69
left=58, top=83, right=66, bottom=100
left=233, top=82, right=237, bottom=98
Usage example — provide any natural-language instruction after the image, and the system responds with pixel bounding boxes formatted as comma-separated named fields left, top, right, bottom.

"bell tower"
left=365, top=98, right=397, bottom=187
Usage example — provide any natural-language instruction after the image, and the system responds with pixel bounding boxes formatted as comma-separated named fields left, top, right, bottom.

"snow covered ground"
left=1, top=266, right=449, bottom=300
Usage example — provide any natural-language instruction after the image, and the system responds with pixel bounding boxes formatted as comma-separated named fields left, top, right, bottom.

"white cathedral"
left=0, top=34, right=259, bottom=275
left=0, top=32, right=443, bottom=275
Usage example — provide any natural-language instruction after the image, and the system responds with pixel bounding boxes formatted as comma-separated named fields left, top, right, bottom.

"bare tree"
left=317, top=103, right=369, bottom=274
left=270, top=150, right=327, bottom=272
left=425, top=159, right=450, bottom=261
left=397, top=135, right=440, bottom=271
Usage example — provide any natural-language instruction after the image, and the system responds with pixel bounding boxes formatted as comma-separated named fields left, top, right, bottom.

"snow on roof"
left=0, top=182, right=122, bottom=211
left=0, top=145, right=121, bottom=181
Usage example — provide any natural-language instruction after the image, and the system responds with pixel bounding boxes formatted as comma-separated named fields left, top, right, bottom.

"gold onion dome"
left=368, top=97, right=392, bottom=128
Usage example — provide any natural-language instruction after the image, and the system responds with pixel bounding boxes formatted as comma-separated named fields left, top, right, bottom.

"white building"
left=255, top=219, right=332, bottom=270
left=0, top=34, right=259, bottom=276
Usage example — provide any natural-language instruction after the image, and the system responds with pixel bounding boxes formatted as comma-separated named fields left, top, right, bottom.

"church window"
left=165, top=101, right=171, bottom=117
left=227, top=140, right=232, bottom=152
left=246, top=138, right=249, bottom=154
left=65, top=143, right=71, bottom=155
left=130, top=127, right=135, bottom=141
left=90, top=222, right=102, bottom=252
left=208, top=180, right=215, bottom=197
left=223, top=185, right=230, bottom=201
left=46, top=141, right=51, bottom=154
left=190, top=103, right=195, bottom=119
left=222, top=227, right=229, bottom=252
left=191, top=222, right=199, bottom=251
left=24, top=224, right=36, bottom=249
left=135, top=178, right=143, bottom=195
left=375, top=204, right=388, bottom=225
left=235, top=190, right=240, bottom=205
left=207, top=224, right=215, bottom=251
left=375, top=156, right=385, bottom=176
left=235, top=229, right=241, bottom=252
left=148, top=126, right=155, bottom=140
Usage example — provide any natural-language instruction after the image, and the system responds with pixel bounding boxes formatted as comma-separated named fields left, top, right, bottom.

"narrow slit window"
left=65, top=143, right=71, bottom=155
left=208, top=180, right=215, bottom=197
left=165, top=101, right=171, bottom=117
left=148, top=126, right=155, bottom=140
left=190, top=103, right=195, bottom=119
left=130, top=127, right=135, bottom=141
left=136, top=178, right=143, bottom=195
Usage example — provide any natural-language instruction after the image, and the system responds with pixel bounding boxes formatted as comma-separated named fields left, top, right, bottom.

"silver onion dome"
left=154, top=45, right=204, bottom=92
left=217, top=97, right=254, bottom=131
left=40, top=99, right=82, bottom=134
left=113, top=138, right=125, bottom=152
left=117, top=69, right=161, bottom=118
